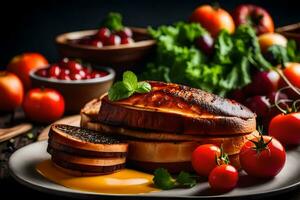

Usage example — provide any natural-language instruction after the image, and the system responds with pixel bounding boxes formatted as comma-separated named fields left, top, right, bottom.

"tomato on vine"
left=239, top=135, right=286, bottom=178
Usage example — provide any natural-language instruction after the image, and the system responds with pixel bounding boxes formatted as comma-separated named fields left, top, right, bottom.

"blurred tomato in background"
left=7, top=53, right=48, bottom=90
left=22, top=88, right=65, bottom=123
left=0, top=71, right=24, bottom=111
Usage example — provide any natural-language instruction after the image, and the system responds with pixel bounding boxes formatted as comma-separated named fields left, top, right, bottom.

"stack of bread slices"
left=80, top=81, right=257, bottom=173
left=47, top=124, right=128, bottom=175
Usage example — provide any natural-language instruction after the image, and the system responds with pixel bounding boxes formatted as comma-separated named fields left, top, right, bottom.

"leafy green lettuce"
left=141, top=23, right=272, bottom=96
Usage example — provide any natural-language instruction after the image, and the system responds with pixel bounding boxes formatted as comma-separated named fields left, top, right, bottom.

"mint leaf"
left=108, top=71, right=152, bottom=101
left=123, top=71, right=138, bottom=91
left=101, top=12, right=123, bottom=31
left=108, top=82, right=134, bottom=101
left=153, top=168, right=176, bottom=190
left=136, top=81, right=151, bottom=93
left=176, top=171, right=197, bottom=188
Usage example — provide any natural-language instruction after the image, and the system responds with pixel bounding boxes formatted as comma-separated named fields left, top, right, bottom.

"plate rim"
left=8, top=141, right=300, bottom=199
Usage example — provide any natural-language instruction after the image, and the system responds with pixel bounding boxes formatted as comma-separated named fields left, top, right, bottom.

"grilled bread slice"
left=81, top=118, right=257, bottom=154
left=82, top=81, right=256, bottom=135
left=47, top=124, right=128, bottom=175
left=50, top=149, right=126, bottom=175
left=49, top=124, right=128, bottom=155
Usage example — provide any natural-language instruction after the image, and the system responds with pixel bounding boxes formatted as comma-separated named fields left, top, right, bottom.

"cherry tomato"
left=190, top=5, right=235, bottom=37
left=35, top=69, right=48, bottom=77
left=7, top=53, right=48, bottom=90
left=0, top=71, right=24, bottom=111
left=191, top=144, right=221, bottom=177
left=209, top=164, right=238, bottom=192
left=239, top=135, right=286, bottom=178
left=22, top=88, right=65, bottom=123
left=269, top=113, right=300, bottom=146
left=105, top=34, right=121, bottom=46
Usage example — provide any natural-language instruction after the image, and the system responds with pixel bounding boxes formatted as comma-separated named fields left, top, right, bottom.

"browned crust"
left=49, top=124, right=128, bottom=153
left=48, top=139, right=127, bottom=158
left=128, top=154, right=240, bottom=173
left=109, top=81, right=255, bottom=119
left=99, top=99, right=256, bottom=135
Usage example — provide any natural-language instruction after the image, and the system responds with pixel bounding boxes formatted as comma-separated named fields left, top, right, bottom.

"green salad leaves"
left=140, top=23, right=273, bottom=96
left=108, top=71, right=151, bottom=101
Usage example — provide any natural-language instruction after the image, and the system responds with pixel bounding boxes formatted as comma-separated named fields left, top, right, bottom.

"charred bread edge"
left=49, top=124, right=128, bottom=152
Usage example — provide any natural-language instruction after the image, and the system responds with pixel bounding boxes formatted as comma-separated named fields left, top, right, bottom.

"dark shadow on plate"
left=238, top=173, right=273, bottom=188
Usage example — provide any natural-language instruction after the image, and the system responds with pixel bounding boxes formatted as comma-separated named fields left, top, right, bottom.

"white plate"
left=8, top=141, right=300, bottom=199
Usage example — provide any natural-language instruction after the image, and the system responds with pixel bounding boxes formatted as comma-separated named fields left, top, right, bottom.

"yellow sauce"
left=36, top=160, right=159, bottom=194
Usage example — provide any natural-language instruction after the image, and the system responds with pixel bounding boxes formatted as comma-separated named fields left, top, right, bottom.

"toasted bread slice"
left=96, top=81, right=256, bottom=135
left=49, top=124, right=128, bottom=153
left=50, top=150, right=125, bottom=175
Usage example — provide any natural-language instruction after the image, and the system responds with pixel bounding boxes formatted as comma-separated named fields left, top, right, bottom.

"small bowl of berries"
left=29, top=58, right=115, bottom=113
left=55, top=12, right=155, bottom=67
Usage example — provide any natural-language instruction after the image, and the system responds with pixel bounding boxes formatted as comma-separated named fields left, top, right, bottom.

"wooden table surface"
left=1, top=112, right=300, bottom=200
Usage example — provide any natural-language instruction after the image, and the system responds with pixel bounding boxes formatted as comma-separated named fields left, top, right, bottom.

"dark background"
left=1, top=0, right=300, bottom=68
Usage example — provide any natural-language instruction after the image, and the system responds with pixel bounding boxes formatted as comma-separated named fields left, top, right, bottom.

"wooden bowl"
left=55, top=27, right=156, bottom=68
left=29, top=67, right=115, bottom=113
left=276, top=23, right=300, bottom=45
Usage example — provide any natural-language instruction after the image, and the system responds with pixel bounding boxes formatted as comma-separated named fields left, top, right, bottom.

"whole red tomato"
left=190, top=5, right=235, bottom=37
left=22, top=88, right=65, bottom=123
left=191, top=144, right=221, bottom=177
left=269, top=113, right=300, bottom=146
left=232, top=4, right=274, bottom=35
left=0, top=71, right=24, bottom=111
left=278, top=62, right=300, bottom=98
left=209, top=164, right=238, bottom=192
left=239, top=135, right=286, bottom=178
left=7, top=53, right=48, bottom=90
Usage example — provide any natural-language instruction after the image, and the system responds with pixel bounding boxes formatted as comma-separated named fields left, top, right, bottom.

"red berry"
left=60, top=57, right=69, bottom=68
left=121, top=37, right=134, bottom=44
left=58, top=73, right=71, bottom=80
left=69, top=73, right=82, bottom=80
left=90, top=39, right=103, bottom=48
left=36, top=69, right=48, bottom=77
left=116, top=27, right=133, bottom=38
left=67, top=61, right=82, bottom=74
left=105, top=34, right=121, bottom=46
left=96, top=27, right=111, bottom=41
left=49, top=65, right=61, bottom=78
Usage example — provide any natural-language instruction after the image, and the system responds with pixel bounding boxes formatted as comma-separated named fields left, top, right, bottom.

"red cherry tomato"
left=22, top=88, right=65, bottom=123
left=35, top=69, right=48, bottom=77
left=191, top=144, right=221, bottom=177
left=239, top=135, right=286, bottom=178
left=0, top=71, right=24, bottom=111
left=69, top=73, right=82, bottom=80
left=209, top=164, right=238, bottom=192
left=269, top=113, right=300, bottom=146
left=116, top=27, right=133, bottom=38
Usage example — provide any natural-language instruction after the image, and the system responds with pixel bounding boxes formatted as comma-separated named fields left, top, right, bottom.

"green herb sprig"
left=108, top=71, right=151, bottom=101
left=153, top=168, right=197, bottom=190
